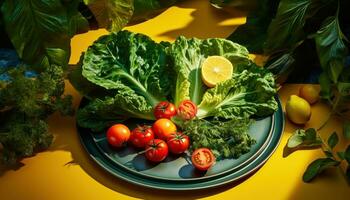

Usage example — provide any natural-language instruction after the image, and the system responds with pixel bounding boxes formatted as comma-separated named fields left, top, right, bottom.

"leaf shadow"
left=156, top=0, right=246, bottom=40
left=0, top=162, right=25, bottom=177
left=283, top=145, right=322, bottom=158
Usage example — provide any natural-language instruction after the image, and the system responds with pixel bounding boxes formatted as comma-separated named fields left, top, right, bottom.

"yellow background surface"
left=1, top=0, right=349, bottom=199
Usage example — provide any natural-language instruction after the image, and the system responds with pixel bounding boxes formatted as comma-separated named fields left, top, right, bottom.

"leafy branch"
left=286, top=127, right=350, bottom=182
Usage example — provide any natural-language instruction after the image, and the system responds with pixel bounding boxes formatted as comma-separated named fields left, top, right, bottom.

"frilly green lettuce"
left=170, top=36, right=250, bottom=106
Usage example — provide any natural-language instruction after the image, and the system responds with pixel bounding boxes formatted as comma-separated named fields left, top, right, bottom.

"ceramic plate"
left=77, top=96, right=284, bottom=190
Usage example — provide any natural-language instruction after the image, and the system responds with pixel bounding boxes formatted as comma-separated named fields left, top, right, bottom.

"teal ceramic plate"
left=77, top=96, right=284, bottom=190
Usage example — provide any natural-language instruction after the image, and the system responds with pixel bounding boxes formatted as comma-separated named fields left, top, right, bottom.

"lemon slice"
left=201, top=56, right=233, bottom=88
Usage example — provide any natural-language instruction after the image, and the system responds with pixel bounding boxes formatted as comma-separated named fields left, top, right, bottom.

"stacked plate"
left=77, top=97, right=284, bottom=190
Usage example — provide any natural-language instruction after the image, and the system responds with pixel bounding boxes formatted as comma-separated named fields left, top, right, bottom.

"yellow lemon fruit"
left=201, top=56, right=233, bottom=88
left=285, top=95, right=311, bottom=125
left=299, top=85, right=320, bottom=104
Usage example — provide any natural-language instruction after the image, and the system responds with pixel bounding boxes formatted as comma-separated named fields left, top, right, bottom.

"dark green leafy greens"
left=264, top=0, right=311, bottom=54
left=303, top=158, right=340, bottom=182
left=287, top=128, right=322, bottom=148
left=72, top=30, right=278, bottom=159
left=0, top=65, right=73, bottom=164
left=227, top=0, right=280, bottom=53
left=180, top=118, right=255, bottom=158
left=77, top=97, right=129, bottom=132
left=285, top=128, right=350, bottom=182
left=315, top=15, right=348, bottom=99
left=0, top=0, right=137, bottom=164
left=70, top=31, right=173, bottom=131
left=83, top=0, right=133, bottom=31
left=131, top=0, right=178, bottom=23
left=1, top=0, right=89, bottom=69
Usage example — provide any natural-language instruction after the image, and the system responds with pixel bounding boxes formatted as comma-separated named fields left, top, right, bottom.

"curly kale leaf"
left=181, top=118, right=255, bottom=159
left=0, top=65, right=73, bottom=164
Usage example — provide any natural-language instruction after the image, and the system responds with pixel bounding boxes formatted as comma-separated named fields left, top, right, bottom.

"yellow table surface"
left=1, top=0, right=349, bottom=199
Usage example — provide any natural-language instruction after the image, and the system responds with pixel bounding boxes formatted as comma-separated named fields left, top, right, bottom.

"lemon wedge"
left=201, top=56, right=233, bottom=88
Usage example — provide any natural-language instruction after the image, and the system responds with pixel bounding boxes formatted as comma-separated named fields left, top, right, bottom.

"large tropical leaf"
left=84, top=0, right=133, bottom=31
left=1, top=0, right=89, bottom=69
left=227, top=0, right=280, bottom=53
left=315, top=16, right=348, bottom=82
left=131, top=0, right=178, bottom=23
left=265, top=0, right=311, bottom=54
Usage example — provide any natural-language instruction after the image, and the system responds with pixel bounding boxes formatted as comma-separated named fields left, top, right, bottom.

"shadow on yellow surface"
left=156, top=0, right=245, bottom=40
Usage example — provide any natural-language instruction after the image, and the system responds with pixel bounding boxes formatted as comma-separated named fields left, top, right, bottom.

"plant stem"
left=317, top=113, right=332, bottom=131
left=317, top=94, right=342, bottom=131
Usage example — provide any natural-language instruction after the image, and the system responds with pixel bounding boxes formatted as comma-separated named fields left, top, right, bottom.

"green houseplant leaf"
left=344, top=121, right=350, bottom=139
left=227, top=0, right=280, bottom=53
left=83, top=0, right=133, bottom=32
left=287, top=128, right=322, bottom=148
left=265, top=0, right=311, bottom=54
left=131, top=0, right=178, bottom=23
left=303, top=158, right=340, bottom=182
left=315, top=16, right=348, bottom=84
left=1, top=0, right=89, bottom=69
left=327, top=132, right=339, bottom=149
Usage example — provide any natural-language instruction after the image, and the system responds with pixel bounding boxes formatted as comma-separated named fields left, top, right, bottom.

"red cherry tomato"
left=106, top=124, right=130, bottom=148
left=154, top=101, right=177, bottom=119
left=167, top=132, right=190, bottom=154
left=191, top=148, right=215, bottom=171
left=145, top=139, right=169, bottom=162
left=152, top=118, right=177, bottom=140
left=130, top=125, right=154, bottom=148
left=177, top=100, right=197, bottom=120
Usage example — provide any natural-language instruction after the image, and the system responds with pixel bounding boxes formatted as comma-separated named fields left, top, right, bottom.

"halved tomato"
left=191, top=148, right=215, bottom=171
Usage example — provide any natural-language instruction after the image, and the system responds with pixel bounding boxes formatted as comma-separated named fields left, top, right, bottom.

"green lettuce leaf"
left=197, top=63, right=277, bottom=119
left=77, top=97, right=129, bottom=132
left=81, top=30, right=172, bottom=120
left=170, top=36, right=250, bottom=106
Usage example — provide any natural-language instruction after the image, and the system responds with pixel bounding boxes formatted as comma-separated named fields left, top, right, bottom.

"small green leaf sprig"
left=285, top=127, right=350, bottom=182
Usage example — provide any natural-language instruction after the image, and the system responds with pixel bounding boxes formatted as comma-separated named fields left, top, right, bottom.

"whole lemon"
left=285, top=95, right=311, bottom=125
left=299, top=85, right=320, bottom=104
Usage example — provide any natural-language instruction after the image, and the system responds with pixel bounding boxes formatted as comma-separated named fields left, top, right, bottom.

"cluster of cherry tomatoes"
left=106, top=100, right=215, bottom=171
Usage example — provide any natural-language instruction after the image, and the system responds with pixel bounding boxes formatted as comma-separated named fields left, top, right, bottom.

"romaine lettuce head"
left=170, top=36, right=250, bottom=106
left=197, top=62, right=278, bottom=119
